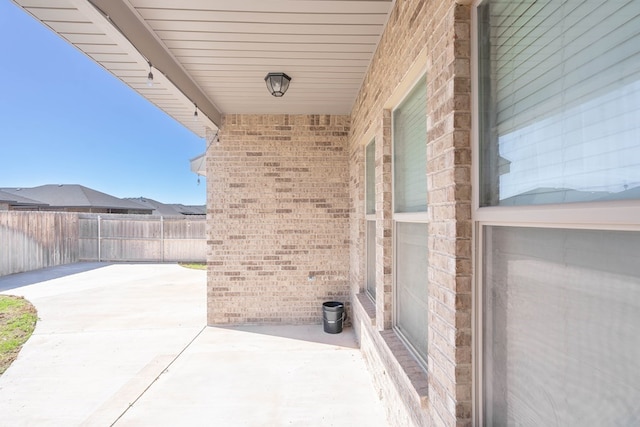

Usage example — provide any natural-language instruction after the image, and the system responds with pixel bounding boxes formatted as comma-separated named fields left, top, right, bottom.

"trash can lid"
left=323, top=301, right=344, bottom=309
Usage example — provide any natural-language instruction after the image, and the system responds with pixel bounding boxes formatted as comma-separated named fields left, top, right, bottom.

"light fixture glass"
left=264, top=72, right=291, bottom=97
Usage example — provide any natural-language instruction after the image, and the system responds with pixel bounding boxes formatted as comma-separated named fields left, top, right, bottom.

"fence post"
left=160, top=216, right=165, bottom=262
left=97, top=215, right=102, bottom=262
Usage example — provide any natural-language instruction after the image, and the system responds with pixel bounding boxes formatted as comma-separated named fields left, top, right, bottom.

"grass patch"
left=0, top=295, right=38, bottom=375
left=179, top=262, right=206, bottom=270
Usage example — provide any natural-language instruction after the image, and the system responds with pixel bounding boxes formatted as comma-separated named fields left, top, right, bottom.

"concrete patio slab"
left=0, top=263, right=388, bottom=426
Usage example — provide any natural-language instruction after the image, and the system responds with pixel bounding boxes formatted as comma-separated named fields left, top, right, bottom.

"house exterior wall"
left=207, top=114, right=351, bottom=325
left=348, top=1, right=472, bottom=426
left=205, top=0, right=473, bottom=424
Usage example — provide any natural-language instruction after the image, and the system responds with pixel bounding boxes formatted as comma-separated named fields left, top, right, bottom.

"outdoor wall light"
left=264, top=72, right=291, bottom=97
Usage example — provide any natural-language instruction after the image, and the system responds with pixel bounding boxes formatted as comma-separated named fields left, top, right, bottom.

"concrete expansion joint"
left=109, top=325, right=207, bottom=426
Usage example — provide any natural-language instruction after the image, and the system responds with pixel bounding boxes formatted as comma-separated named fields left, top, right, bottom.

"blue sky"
left=0, top=1, right=206, bottom=205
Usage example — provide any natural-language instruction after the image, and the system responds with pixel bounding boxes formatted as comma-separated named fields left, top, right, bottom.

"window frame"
left=471, top=0, right=640, bottom=424
left=391, top=74, right=429, bottom=370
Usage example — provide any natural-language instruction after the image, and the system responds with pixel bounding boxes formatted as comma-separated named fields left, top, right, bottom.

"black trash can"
left=322, top=301, right=346, bottom=334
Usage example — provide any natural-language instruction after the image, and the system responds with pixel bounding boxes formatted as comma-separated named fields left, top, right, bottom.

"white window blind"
left=366, top=141, right=376, bottom=215
left=478, top=0, right=640, bottom=206
left=366, top=220, right=376, bottom=299
left=483, top=226, right=640, bottom=425
left=395, top=222, right=429, bottom=363
left=393, top=78, right=428, bottom=213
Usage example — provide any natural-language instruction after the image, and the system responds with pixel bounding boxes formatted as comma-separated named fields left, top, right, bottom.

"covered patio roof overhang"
left=13, top=0, right=395, bottom=136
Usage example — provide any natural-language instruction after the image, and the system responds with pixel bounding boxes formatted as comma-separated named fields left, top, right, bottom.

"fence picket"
left=0, top=211, right=205, bottom=276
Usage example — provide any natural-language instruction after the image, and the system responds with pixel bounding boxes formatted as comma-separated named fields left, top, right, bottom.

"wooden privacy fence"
left=0, top=211, right=206, bottom=276
left=0, top=211, right=79, bottom=276
left=79, top=214, right=206, bottom=262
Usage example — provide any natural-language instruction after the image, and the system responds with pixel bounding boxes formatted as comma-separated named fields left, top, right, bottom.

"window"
left=475, top=1, right=640, bottom=424
left=365, top=140, right=376, bottom=300
left=478, top=0, right=640, bottom=207
left=395, top=222, right=428, bottom=359
left=483, top=227, right=640, bottom=425
left=394, top=80, right=428, bottom=213
left=393, top=77, right=428, bottom=364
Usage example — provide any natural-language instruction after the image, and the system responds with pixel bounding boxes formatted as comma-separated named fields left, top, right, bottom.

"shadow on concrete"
left=216, top=324, right=359, bottom=349
left=0, top=262, right=111, bottom=292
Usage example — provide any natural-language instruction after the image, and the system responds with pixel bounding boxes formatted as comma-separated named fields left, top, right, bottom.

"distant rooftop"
left=0, top=185, right=203, bottom=216
left=2, top=185, right=147, bottom=211
left=127, top=197, right=206, bottom=216
left=0, top=189, right=47, bottom=207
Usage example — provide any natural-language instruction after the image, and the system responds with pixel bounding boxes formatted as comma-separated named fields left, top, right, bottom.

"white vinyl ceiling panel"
left=129, top=0, right=392, bottom=115
left=139, top=10, right=388, bottom=25
left=14, top=0, right=394, bottom=130
left=131, top=0, right=392, bottom=14
left=155, top=31, right=381, bottom=44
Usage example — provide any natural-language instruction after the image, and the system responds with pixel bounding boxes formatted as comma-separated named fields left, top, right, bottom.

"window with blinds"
left=395, top=222, right=429, bottom=361
left=483, top=226, right=640, bottom=425
left=394, top=78, right=428, bottom=212
left=392, top=76, right=428, bottom=366
left=365, top=140, right=376, bottom=300
left=366, top=220, right=376, bottom=299
left=366, top=141, right=376, bottom=215
left=478, top=0, right=640, bottom=206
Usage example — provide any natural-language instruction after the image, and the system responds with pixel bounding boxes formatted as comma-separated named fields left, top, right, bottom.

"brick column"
left=425, top=4, right=473, bottom=426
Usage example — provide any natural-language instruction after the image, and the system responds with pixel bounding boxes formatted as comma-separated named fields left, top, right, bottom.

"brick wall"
left=207, top=114, right=351, bottom=325
left=204, top=0, right=474, bottom=424
left=348, top=0, right=473, bottom=426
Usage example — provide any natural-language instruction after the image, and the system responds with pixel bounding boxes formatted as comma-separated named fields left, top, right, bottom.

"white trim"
left=384, top=49, right=429, bottom=110
left=393, top=212, right=429, bottom=223
left=470, top=2, right=481, bottom=413
left=475, top=203, right=640, bottom=229
left=472, top=221, right=483, bottom=426
left=360, top=128, right=377, bottom=151
left=471, top=0, right=482, bottom=214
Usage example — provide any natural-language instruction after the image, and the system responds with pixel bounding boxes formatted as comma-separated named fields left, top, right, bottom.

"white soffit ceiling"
left=13, top=0, right=394, bottom=132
